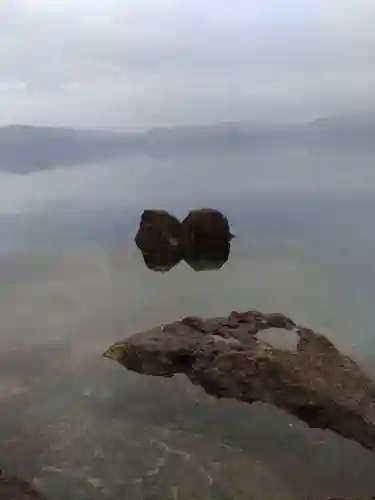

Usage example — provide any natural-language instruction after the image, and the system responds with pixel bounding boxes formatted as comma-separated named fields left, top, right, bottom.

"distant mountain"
left=1, top=116, right=375, bottom=173
left=0, top=125, right=136, bottom=173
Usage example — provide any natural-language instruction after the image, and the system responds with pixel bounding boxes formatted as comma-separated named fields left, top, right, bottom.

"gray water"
left=1, top=143, right=375, bottom=498
left=1, top=236, right=375, bottom=499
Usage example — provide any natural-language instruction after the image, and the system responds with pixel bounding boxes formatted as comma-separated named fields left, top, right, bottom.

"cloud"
left=0, top=0, right=375, bottom=129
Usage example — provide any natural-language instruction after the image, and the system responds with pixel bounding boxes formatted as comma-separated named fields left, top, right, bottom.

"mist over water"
left=1, top=144, right=375, bottom=253
left=1, top=147, right=375, bottom=498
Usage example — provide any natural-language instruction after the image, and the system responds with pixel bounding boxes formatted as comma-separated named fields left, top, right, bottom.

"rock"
left=135, top=208, right=232, bottom=272
left=181, top=208, right=234, bottom=245
left=103, top=310, right=375, bottom=454
left=0, top=470, right=46, bottom=499
left=135, top=210, right=183, bottom=254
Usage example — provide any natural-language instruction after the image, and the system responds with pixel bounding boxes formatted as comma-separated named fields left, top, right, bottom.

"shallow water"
left=1, top=237, right=375, bottom=499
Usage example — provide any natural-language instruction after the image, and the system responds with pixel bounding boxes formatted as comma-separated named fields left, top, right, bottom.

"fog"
left=1, top=147, right=374, bottom=215
left=0, top=141, right=373, bottom=257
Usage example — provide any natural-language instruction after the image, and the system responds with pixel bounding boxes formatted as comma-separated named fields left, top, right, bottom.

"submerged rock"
left=104, top=310, right=375, bottom=454
left=0, top=470, right=46, bottom=499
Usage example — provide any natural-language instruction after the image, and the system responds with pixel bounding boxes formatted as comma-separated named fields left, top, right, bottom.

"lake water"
left=1, top=143, right=375, bottom=498
left=1, top=232, right=375, bottom=499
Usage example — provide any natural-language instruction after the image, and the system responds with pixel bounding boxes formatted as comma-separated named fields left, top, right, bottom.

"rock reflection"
left=141, top=247, right=183, bottom=272
left=184, top=240, right=231, bottom=271
left=135, top=208, right=233, bottom=272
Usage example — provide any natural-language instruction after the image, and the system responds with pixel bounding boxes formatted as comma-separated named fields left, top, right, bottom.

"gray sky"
left=1, top=0, right=375, bottom=130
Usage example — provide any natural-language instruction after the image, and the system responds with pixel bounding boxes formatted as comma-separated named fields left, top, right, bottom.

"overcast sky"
left=1, top=0, right=375, bottom=130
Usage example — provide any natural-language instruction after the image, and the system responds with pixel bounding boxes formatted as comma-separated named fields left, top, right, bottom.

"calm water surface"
left=1, top=236, right=375, bottom=499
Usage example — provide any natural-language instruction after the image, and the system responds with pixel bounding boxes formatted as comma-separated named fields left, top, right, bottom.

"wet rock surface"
left=104, top=310, right=375, bottom=454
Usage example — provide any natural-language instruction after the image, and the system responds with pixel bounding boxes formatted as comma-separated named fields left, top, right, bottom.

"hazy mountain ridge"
left=1, top=115, right=375, bottom=173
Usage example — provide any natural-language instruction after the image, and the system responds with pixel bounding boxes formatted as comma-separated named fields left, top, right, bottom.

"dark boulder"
left=135, top=208, right=233, bottom=272
left=135, top=209, right=182, bottom=253
left=181, top=208, right=234, bottom=245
